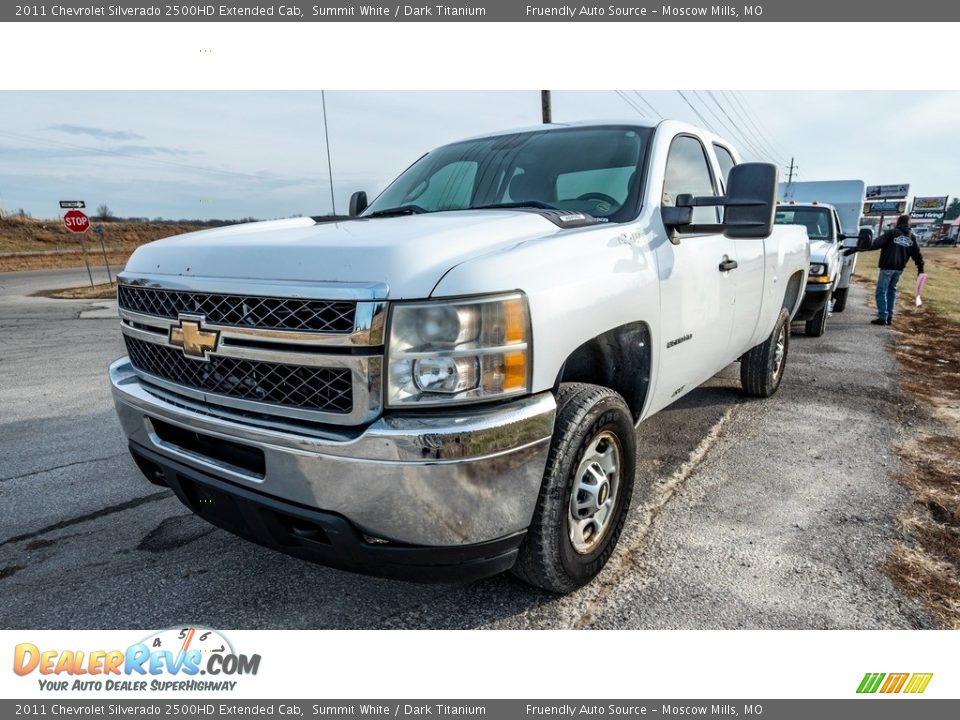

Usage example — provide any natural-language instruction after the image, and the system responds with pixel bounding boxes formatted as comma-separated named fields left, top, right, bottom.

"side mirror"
left=663, top=163, right=778, bottom=241
left=349, top=191, right=368, bottom=217
left=841, top=228, right=873, bottom=249
left=721, top=163, right=778, bottom=239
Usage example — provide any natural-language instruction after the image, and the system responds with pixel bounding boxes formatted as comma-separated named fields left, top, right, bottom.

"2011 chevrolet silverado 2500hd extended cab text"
left=110, top=121, right=809, bottom=593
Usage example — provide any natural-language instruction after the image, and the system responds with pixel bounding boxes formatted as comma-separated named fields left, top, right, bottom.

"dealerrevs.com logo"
left=857, top=672, right=933, bottom=694
left=13, top=627, right=261, bottom=693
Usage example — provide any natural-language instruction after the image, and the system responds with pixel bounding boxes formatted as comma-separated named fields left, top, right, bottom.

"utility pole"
left=541, top=90, right=552, bottom=124
left=786, top=157, right=798, bottom=184
left=321, top=90, right=337, bottom=215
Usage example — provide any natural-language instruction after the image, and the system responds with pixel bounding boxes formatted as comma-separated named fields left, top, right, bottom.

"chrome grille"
left=118, top=285, right=356, bottom=333
left=124, top=335, right=353, bottom=414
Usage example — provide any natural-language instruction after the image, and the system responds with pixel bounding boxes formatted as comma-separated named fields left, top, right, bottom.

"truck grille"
left=118, top=285, right=356, bottom=333
left=123, top=336, right=354, bottom=414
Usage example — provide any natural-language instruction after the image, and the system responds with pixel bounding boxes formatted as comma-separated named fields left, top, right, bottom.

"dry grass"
left=0, top=216, right=204, bottom=273
left=856, top=277, right=960, bottom=627
left=0, top=251, right=133, bottom=273
left=35, top=282, right=118, bottom=300
left=854, top=246, right=960, bottom=323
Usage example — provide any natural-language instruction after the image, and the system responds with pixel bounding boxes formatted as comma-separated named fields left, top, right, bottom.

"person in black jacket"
left=849, top=214, right=925, bottom=326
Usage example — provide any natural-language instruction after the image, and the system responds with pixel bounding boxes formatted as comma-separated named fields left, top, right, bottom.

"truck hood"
left=808, top=239, right=836, bottom=265
left=123, top=212, right=559, bottom=299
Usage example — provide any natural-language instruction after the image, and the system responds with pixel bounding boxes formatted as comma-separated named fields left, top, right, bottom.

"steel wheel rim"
left=568, top=430, right=622, bottom=555
left=772, top=324, right=786, bottom=379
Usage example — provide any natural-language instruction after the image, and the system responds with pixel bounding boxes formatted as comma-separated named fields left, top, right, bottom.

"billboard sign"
left=911, top=196, right=949, bottom=220
left=866, top=184, right=910, bottom=199
left=863, top=201, right=906, bottom=217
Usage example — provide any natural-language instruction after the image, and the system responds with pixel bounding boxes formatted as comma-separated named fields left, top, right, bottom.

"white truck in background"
left=777, top=181, right=867, bottom=334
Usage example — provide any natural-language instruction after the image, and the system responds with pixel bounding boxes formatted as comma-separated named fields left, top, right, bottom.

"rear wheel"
left=740, top=308, right=790, bottom=398
left=512, top=383, right=636, bottom=594
left=832, top=287, right=848, bottom=313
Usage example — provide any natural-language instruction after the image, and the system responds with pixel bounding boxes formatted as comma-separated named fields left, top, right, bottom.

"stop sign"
left=63, top=209, right=90, bottom=234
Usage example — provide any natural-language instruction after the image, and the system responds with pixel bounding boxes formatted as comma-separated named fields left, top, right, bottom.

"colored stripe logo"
left=857, top=672, right=933, bottom=694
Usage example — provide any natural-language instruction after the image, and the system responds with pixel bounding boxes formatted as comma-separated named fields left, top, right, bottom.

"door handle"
left=719, top=257, right=738, bottom=272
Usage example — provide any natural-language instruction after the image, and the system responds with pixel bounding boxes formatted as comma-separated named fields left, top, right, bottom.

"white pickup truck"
left=777, top=181, right=868, bottom=335
left=110, top=120, right=808, bottom=593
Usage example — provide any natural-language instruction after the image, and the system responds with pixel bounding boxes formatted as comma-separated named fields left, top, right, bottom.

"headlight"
left=387, top=293, right=531, bottom=407
left=809, top=263, right=827, bottom=276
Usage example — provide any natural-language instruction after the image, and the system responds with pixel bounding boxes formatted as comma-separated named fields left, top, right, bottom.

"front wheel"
left=512, top=383, right=636, bottom=594
left=832, top=287, right=848, bottom=313
left=740, top=308, right=791, bottom=398
left=804, top=294, right=830, bottom=337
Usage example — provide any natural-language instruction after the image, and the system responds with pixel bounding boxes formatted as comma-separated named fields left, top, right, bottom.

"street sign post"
left=93, top=223, right=113, bottom=284
left=61, top=208, right=94, bottom=288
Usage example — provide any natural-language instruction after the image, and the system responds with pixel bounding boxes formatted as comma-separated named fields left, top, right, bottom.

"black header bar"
left=5, top=1, right=958, bottom=22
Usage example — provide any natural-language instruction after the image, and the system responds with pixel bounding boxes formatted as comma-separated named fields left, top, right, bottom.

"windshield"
left=775, top=207, right=834, bottom=241
left=364, top=126, right=651, bottom=223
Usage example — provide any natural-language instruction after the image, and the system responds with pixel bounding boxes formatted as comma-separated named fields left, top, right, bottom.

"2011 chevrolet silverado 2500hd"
left=110, top=120, right=809, bottom=593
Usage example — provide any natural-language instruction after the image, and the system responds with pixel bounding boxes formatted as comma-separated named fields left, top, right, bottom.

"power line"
left=730, top=91, right=791, bottom=165
left=631, top=91, right=663, bottom=119
left=614, top=90, right=648, bottom=117
left=691, top=90, right=741, bottom=146
left=720, top=90, right=787, bottom=166
left=703, top=90, right=775, bottom=163
left=676, top=90, right=718, bottom=134
left=690, top=90, right=768, bottom=162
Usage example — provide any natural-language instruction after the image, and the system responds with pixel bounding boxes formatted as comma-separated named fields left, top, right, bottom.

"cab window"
left=713, top=144, right=737, bottom=187
left=662, top=135, right=720, bottom=224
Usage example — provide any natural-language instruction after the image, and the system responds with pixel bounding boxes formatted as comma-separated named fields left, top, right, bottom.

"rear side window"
left=713, top=144, right=737, bottom=187
left=662, top=135, right=720, bottom=224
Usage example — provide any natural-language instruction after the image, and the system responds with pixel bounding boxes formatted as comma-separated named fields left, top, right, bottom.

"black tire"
left=804, top=296, right=830, bottom=337
left=512, top=383, right=636, bottom=594
left=832, top=287, right=848, bottom=313
left=740, top=308, right=790, bottom=398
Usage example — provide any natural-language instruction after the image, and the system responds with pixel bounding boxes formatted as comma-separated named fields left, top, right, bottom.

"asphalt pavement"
left=0, top=268, right=932, bottom=629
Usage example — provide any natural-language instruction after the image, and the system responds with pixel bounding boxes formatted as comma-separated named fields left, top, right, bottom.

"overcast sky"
left=1, top=90, right=958, bottom=220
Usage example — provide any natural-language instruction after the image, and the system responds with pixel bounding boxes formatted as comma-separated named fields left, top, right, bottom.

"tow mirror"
left=349, top=191, right=368, bottom=217
left=720, top=163, right=778, bottom=239
left=841, top=227, right=873, bottom=250
left=664, top=162, right=778, bottom=242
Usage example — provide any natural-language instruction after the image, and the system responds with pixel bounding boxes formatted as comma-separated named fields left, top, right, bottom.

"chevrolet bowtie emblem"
left=169, top=316, right=219, bottom=360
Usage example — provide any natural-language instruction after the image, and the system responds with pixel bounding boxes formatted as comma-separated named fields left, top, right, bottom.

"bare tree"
left=945, top=198, right=960, bottom=221
left=97, top=204, right=115, bottom=221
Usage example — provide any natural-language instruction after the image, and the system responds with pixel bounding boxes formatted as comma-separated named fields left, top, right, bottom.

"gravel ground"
left=0, top=268, right=932, bottom=629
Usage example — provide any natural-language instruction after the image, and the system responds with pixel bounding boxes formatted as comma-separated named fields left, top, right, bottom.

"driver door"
left=653, top=134, right=738, bottom=409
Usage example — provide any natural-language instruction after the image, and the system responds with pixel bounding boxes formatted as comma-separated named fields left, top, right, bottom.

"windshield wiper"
left=365, top=204, right=428, bottom=217
left=471, top=201, right=560, bottom=211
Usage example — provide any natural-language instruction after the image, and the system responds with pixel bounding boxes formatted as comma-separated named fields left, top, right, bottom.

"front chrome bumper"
left=110, top=358, right=556, bottom=547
